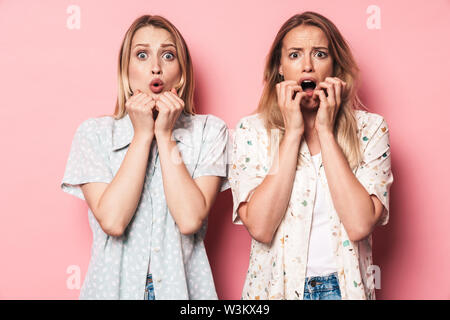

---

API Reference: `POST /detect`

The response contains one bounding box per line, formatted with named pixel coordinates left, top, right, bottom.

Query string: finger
left=277, top=82, right=286, bottom=109
left=127, top=89, right=143, bottom=102
left=171, top=87, right=178, bottom=95
left=325, top=80, right=337, bottom=108
left=143, top=99, right=156, bottom=112
left=130, top=89, right=141, bottom=97
left=148, top=100, right=158, bottom=119
left=335, top=84, right=342, bottom=108
left=155, top=99, right=170, bottom=113
left=158, top=94, right=177, bottom=111
left=276, top=83, right=283, bottom=108
left=126, top=92, right=145, bottom=109
left=296, top=91, right=309, bottom=105
left=134, top=92, right=150, bottom=106
left=285, top=85, right=294, bottom=106
left=318, top=82, right=335, bottom=107
left=335, top=77, right=347, bottom=100
left=170, top=91, right=185, bottom=107
left=327, top=78, right=341, bottom=107
left=314, top=89, right=328, bottom=106
left=163, top=91, right=183, bottom=110
left=332, top=77, right=346, bottom=86
left=138, top=96, right=153, bottom=112
left=294, top=90, right=307, bottom=106
left=287, top=85, right=302, bottom=102
left=279, top=81, right=297, bottom=105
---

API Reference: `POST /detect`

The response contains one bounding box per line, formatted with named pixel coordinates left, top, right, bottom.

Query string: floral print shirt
left=61, top=112, right=229, bottom=299
left=229, top=110, right=393, bottom=300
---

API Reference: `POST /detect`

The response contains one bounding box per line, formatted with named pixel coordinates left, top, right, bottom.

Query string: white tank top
left=306, top=152, right=338, bottom=277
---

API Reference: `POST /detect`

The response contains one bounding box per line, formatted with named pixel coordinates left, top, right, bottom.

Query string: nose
left=151, top=58, right=162, bottom=75
left=302, top=54, right=313, bottom=72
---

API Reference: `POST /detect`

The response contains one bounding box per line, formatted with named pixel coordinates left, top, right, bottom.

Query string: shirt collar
left=299, top=139, right=312, bottom=158
left=111, top=112, right=189, bottom=151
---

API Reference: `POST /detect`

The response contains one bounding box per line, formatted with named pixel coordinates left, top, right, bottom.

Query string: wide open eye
left=137, top=51, right=148, bottom=59
left=162, top=52, right=175, bottom=60
left=315, top=51, right=328, bottom=58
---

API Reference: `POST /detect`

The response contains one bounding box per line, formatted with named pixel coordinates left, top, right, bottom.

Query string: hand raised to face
left=126, top=89, right=157, bottom=139
left=276, top=80, right=314, bottom=135
left=153, top=88, right=185, bottom=140
left=313, top=77, right=347, bottom=134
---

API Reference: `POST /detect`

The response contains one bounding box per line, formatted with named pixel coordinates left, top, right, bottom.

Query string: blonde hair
left=113, top=15, right=195, bottom=119
left=257, top=11, right=365, bottom=169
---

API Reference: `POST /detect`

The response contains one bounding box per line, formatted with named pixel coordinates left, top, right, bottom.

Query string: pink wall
left=0, top=0, right=449, bottom=299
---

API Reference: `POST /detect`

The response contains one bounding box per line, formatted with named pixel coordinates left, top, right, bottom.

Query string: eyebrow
left=133, top=43, right=176, bottom=49
left=288, top=46, right=329, bottom=51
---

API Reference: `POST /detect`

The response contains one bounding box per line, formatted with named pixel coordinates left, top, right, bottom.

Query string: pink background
left=0, top=0, right=449, bottom=299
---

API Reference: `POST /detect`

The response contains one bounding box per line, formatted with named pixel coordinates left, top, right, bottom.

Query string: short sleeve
left=192, top=115, right=229, bottom=192
left=61, top=118, right=113, bottom=201
left=356, top=116, right=393, bottom=226
left=228, top=117, right=269, bottom=225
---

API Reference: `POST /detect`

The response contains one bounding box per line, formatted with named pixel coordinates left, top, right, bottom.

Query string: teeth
left=301, top=80, right=316, bottom=90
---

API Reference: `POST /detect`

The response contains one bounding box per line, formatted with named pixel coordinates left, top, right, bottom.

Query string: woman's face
left=278, top=25, right=333, bottom=109
left=128, top=26, right=181, bottom=97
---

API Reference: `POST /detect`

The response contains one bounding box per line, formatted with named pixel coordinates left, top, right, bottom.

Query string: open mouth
left=300, top=80, right=316, bottom=91
left=150, top=79, right=164, bottom=94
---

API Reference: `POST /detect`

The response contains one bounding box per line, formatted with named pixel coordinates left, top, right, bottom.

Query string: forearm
left=245, top=131, right=303, bottom=243
left=156, top=135, right=208, bottom=234
left=98, top=133, right=153, bottom=233
left=318, top=130, right=375, bottom=241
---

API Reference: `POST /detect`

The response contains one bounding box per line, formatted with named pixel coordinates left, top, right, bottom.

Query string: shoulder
left=185, top=113, right=228, bottom=134
left=235, top=113, right=265, bottom=132
left=232, top=113, right=270, bottom=150
left=76, top=116, right=114, bottom=135
left=355, top=109, right=389, bottom=139
left=73, top=116, right=115, bottom=150
left=174, top=113, right=228, bottom=145
left=203, top=114, right=228, bottom=131
left=188, top=113, right=227, bottom=128
left=355, top=109, right=388, bottom=129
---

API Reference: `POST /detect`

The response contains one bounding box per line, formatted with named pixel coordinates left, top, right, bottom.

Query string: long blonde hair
left=258, top=11, right=365, bottom=169
left=113, top=15, right=195, bottom=119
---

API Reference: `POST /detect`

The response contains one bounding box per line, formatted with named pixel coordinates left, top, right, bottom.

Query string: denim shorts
left=303, top=272, right=342, bottom=300
left=144, top=274, right=155, bottom=300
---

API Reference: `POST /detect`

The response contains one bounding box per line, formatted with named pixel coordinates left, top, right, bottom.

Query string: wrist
left=317, top=127, right=334, bottom=140
left=155, top=130, right=172, bottom=143
left=133, top=132, right=154, bottom=144
left=284, top=129, right=304, bottom=142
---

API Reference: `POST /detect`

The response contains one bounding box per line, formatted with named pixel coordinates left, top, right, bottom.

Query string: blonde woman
left=229, top=12, right=393, bottom=300
left=61, top=15, right=228, bottom=300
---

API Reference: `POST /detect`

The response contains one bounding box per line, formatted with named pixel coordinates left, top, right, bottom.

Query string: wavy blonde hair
left=258, top=11, right=365, bottom=169
left=113, top=15, right=195, bottom=119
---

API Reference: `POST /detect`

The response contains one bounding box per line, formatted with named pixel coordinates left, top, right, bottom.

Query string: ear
left=278, top=65, right=283, bottom=76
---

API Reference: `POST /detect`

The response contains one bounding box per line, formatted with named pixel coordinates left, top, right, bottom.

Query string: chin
left=301, top=99, right=319, bottom=111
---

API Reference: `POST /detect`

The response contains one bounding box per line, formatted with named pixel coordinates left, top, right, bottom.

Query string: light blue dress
left=61, top=111, right=229, bottom=299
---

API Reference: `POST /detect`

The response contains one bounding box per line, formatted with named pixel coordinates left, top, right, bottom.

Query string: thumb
left=171, top=87, right=178, bottom=95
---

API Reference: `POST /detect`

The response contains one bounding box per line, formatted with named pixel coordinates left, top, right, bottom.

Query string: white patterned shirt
left=229, top=109, right=393, bottom=300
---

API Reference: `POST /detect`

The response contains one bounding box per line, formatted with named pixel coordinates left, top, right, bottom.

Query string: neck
left=302, top=108, right=317, bottom=136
